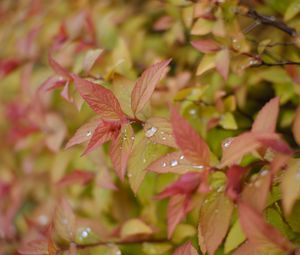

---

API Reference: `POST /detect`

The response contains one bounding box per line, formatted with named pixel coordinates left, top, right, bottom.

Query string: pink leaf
left=173, top=241, right=198, bottom=255
left=56, top=170, right=95, bottom=187
left=131, top=59, right=171, bottom=114
left=171, top=107, right=210, bottom=166
left=65, top=118, right=101, bottom=149
left=251, top=97, right=280, bottom=133
left=191, top=39, right=220, bottom=53
left=18, top=240, right=49, bottom=255
left=167, top=195, right=193, bottom=238
left=238, top=202, right=294, bottom=254
left=48, top=53, right=71, bottom=80
left=292, top=105, right=300, bottom=146
left=72, top=75, right=125, bottom=121
left=232, top=241, right=260, bottom=255
left=226, top=165, right=245, bottom=201
left=109, top=123, right=134, bottom=180
left=215, top=48, right=230, bottom=80
left=156, top=172, right=202, bottom=199
left=82, top=121, right=120, bottom=156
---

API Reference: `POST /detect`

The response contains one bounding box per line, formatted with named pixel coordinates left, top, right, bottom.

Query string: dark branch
left=245, top=9, right=298, bottom=37
left=251, top=60, right=300, bottom=67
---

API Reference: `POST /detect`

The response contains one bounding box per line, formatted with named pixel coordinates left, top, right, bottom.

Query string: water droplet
left=162, top=137, right=166, bottom=140
left=260, top=170, right=269, bottom=176
left=170, top=160, right=178, bottom=167
left=128, top=173, right=132, bottom=178
left=162, top=162, right=167, bottom=167
left=249, top=59, right=260, bottom=66
left=81, top=230, right=89, bottom=238
left=179, top=155, right=184, bottom=160
left=145, top=127, right=157, bottom=138
left=86, top=130, right=92, bottom=137
left=131, top=136, right=135, bottom=140
left=189, top=109, right=197, bottom=115
left=222, top=138, right=232, bottom=148
left=193, top=165, right=204, bottom=170
left=38, top=215, right=48, bottom=225
left=160, top=131, right=165, bottom=135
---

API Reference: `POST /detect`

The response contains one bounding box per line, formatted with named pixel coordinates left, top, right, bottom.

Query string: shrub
left=1, top=0, right=300, bottom=254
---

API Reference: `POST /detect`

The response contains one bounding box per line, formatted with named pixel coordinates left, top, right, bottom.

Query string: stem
left=245, top=9, right=298, bottom=37
left=75, top=238, right=169, bottom=250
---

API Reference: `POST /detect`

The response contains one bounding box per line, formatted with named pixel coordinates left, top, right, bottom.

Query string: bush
left=1, top=0, right=300, bottom=254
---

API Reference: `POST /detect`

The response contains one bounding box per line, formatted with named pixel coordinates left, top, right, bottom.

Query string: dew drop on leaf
left=162, top=162, right=167, bottom=167
left=179, top=155, right=184, bottom=160
left=145, top=127, right=158, bottom=138
left=170, top=160, right=178, bottom=167
left=86, top=130, right=92, bottom=137
left=222, top=138, right=233, bottom=148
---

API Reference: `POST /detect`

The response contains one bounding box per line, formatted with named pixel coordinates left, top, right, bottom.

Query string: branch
left=244, top=9, right=298, bottom=37
left=75, top=238, right=169, bottom=250
left=251, top=59, right=300, bottom=67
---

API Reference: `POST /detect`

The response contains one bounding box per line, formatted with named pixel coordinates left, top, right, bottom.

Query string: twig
left=76, top=238, right=169, bottom=250
left=251, top=60, right=300, bottom=67
left=245, top=9, right=298, bottom=37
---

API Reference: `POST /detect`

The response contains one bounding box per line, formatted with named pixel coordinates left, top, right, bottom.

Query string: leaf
left=56, top=170, right=95, bottom=187
left=224, top=220, right=245, bottom=254
left=18, top=240, right=49, bottom=255
left=281, top=159, right=300, bottom=214
left=191, top=18, right=213, bottom=35
left=156, top=172, right=202, bottom=199
left=147, top=151, right=197, bottom=174
left=284, top=1, right=300, bottom=21
left=65, top=118, right=101, bottom=149
left=144, top=117, right=177, bottom=148
left=127, top=138, right=168, bottom=193
left=198, top=192, right=233, bottom=255
left=196, top=54, right=216, bottom=76
left=109, top=123, right=134, bottom=180
left=120, top=218, right=152, bottom=240
left=53, top=198, right=76, bottom=242
left=241, top=170, right=272, bottom=212
left=167, top=195, right=193, bottom=239
left=48, top=53, right=71, bottom=79
left=292, top=105, right=300, bottom=146
left=215, top=48, right=230, bottom=80
left=44, top=113, right=67, bottom=152
left=82, top=121, right=119, bottom=156
left=131, top=59, right=171, bottom=114
left=232, top=241, right=259, bottom=255
left=172, top=241, right=198, bottom=255
left=238, top=202, right=294, bottom=254
left=225, top=165, right=245, bottom=201
left=83, top=48, right=103, bottom=73
left=171, top=107, right=210, bottom=166
left=251, top=97, right=280, bottom=133
left=72, top=75, right=125, bottom=121
left=191, top=39, right=220, bottom=53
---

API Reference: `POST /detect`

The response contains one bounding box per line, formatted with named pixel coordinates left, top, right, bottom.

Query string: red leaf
left=257, top=135, right=292, bottom=154
left=171, top=107, right=210, bottom=166
left=56, top=170, right=95, bottom=187
left=65, top=118, right=101, bottom=149
left=109, top=123, right=134, bottom=180
left=82, top=121, right=120, bottom=155
left=72, top=75, right=125, bottom=121
left=191, top=39, right=220, bottom=53
left=226, top=165, right=245, bottom=201
left=251, top=97, right=280, bottom=133
left=131, top=59, right=171, bottom=114
left=292, top=105, right=300, bottom=146
left=173, top=241, right=198, bottom=255
left=48, top=53, right=71, bottom=80
left=238, top=202, right=294, bottom=254
left=232, top=241, right=259, bottom=255
left=198, top=193, right=233, bottom=255
left=0, top=58, right=22, bottom=78
left=156, top=172, right=202, bottom=199
left=215, top=48, right=230, bottom=80
left=167, top=195, right=193, bottom=238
